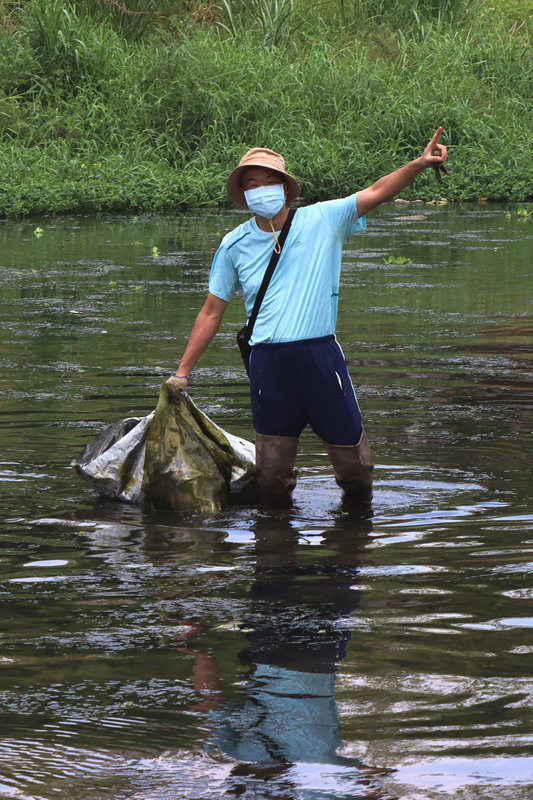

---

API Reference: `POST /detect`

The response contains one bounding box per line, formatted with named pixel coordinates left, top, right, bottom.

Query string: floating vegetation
left=383, top=255, right=412, bottom=265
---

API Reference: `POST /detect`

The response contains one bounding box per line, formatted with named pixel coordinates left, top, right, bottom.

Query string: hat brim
left=226, top=164, right=301, bottom=209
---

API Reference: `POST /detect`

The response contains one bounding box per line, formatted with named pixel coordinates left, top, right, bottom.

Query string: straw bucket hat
left=226, top=147, right=301, bottom=209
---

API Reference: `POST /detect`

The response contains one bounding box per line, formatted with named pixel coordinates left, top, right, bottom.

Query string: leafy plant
left=0, top=0, right=531, bottom=216
left=216, top=0, right=297, bottom=46
left=383, top=255, right=412, bottom=265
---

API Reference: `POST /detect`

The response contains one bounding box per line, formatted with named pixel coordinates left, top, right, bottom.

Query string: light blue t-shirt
left=208, top=193, right=366, bottom=345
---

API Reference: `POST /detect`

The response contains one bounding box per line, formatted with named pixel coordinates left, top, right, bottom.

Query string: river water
left=0, top=203, right=532, bottom=799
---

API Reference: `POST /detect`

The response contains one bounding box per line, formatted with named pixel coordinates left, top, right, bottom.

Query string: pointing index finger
left=429, top=126, right=444, bottom=148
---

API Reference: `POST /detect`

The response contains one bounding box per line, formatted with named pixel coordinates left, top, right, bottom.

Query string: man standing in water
left=167, top=129, right=448, bottom=507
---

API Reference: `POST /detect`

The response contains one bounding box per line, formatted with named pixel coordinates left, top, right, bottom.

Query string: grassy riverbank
left=0, top=0, right=531, bottom=216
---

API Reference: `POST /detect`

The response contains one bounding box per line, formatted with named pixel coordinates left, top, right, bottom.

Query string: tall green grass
left=0, top=0, right=530, bottom=215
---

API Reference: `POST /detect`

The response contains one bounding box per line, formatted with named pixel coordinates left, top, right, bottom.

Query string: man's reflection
left=201, top=511, right=389, bottom=798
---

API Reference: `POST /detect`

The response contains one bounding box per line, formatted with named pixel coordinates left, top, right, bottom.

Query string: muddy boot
left=255, top=433, right=298, bottom=507
left=323, top=428, right=373, bottom=507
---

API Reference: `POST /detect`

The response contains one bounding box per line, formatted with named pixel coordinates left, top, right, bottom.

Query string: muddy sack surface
left=72, top=384, right=256, bottom=512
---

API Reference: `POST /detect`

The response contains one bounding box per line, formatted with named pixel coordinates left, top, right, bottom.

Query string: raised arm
left=166, top=292, right=229, bottom=397
left=356, top=127, right=448, bottom=217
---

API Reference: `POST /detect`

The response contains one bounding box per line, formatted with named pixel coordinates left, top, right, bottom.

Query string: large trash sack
left=72, top=384, right=257, bottom=512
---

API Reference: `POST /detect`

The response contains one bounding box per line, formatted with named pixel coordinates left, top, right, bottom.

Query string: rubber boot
left=254, top=433, right=298, bottom=507
left=323, top=428, right=373, bottom=507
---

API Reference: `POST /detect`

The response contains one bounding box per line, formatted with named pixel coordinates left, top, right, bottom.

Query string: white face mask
left=244, top=183, right=286, bottom=219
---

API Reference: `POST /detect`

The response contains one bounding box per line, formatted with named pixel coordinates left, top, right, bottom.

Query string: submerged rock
left=72, top=384, right=256, bottom=512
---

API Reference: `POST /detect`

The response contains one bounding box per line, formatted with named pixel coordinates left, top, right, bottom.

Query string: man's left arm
left=356, top=127, right=448, bottom=218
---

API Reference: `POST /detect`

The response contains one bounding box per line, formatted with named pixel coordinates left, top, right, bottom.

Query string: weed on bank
left=0, top=0, right=531, bottom=216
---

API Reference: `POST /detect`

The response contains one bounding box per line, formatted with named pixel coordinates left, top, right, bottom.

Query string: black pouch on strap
left=236, top=324, right=252, bottom=375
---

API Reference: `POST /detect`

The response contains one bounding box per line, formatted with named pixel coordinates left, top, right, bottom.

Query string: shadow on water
left=0, top=205, right=532, bottom=798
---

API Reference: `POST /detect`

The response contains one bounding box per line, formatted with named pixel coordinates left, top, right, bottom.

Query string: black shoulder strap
left=247, top=207, right=297, bottom=336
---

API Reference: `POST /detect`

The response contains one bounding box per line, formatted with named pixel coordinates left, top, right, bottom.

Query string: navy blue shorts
left=249, top=335, right=363, bottom=446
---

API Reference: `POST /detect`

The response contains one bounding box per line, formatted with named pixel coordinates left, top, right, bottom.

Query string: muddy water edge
left=0, top=203, right=532, bottom=799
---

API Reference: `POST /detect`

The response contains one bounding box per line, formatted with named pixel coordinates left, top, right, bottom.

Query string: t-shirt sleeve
left=316, top=192, right=366, bottom=240
left=208, top=243, right=239, bottom=302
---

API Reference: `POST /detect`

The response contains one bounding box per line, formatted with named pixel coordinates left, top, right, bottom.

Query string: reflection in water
left=181, top=512, right=391, bottom=799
